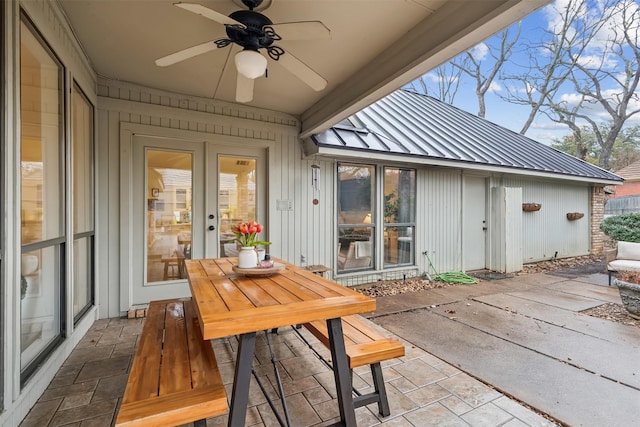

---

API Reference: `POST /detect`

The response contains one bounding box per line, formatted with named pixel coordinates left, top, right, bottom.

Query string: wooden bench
left=115, top=298, right=227, bottom=427
left=303, top=315, right=405, bottom=416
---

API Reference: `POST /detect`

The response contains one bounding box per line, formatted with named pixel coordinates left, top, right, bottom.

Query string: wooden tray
left=232, top=262, right=285, bottom=276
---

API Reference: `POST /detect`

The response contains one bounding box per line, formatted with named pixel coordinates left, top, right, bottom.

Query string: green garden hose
left=424, top=252, right=477, bottom=285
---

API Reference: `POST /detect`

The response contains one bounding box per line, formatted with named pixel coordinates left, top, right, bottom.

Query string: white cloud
left=424, top=72, right=459, bottom=85
left=469, top=43, right=489, bottom=61
left=531, top=121, right=569, bottom=130
left=558, top=88, right=640, bottom=122
left=576, top=54, right=618, bottom=69
left=488, top=81, right=502, bottom=93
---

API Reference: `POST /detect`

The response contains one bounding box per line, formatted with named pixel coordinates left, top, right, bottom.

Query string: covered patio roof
left=58, top=0, right=549, bottom=136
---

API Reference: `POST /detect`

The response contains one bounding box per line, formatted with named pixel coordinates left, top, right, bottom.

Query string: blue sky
left=407, top=0, right=640, bottom=146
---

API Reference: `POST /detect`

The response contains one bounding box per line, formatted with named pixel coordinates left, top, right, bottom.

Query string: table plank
left=184, top=260, right=209, bottom=280
left=264, top=274, right=326, bottom=301
left=234, top=277, right=280, bottom=307
left=198, top=296, right=375, bottom=339
left=212, top=278, right=255, bottom=311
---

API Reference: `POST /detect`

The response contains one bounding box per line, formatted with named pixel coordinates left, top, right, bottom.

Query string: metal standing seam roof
left=311, top=89, right=622, bottom=183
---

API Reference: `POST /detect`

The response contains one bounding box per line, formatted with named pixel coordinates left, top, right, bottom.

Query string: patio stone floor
left=19, top=314, right=555, bottom=426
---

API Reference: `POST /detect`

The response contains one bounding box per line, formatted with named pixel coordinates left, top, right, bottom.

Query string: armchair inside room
left=338, top=241, right=372, bottom=271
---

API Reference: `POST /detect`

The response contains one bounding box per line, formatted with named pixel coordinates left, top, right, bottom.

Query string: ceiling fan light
left=235, top=50, right=267, bottom=79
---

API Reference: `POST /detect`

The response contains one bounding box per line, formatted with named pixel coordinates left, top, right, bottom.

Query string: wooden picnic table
left=185, top=257, right=376, bottom=427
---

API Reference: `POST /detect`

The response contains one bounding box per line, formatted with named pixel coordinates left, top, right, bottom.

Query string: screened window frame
left=71, top=81, right=95, bottom=325
left=336, top=163, right=418, bottom=274
left=336, top=162, right=376, bottom=274
left=19, top=11, right=68, bottom=387
left=382, top=166, right=417, bottom=268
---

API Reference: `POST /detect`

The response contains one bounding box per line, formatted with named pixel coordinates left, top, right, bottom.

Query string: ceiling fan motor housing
left=241, top=0, right=265, bottom=10
left=227, top=10, right=275, bottom=51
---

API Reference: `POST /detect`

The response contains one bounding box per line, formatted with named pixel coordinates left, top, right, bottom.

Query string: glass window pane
left=338, top=164, right=374, bottom=225
left=337, top=163, right=375, bottom=272
left=21, top=22, right=64, bottom=244
left=146, top=150, right=192, bottom=283
left=20, top=17, right=65, bottom=382
left=21, top=246, right=62, bottom=370
left=73, top=237, right=92, bottom=319
left=219, top=157, right=257, bottom=258
left=384, top=168, right=416, bottom=224
left=72, top=85, right=94, bottom=234
left=384, top=226, right=414, bottom=266
left=384, top=168, right=416, bottom=267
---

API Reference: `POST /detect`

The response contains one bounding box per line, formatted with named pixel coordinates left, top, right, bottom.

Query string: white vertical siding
left=489, top=186, right=523, bottom=273
left=297, top=157, right=335, bottom=271
left=501, top=177, right=591, bottom=262
left=97, top=79, right=302, bottom=316
left=419, top=168, right=463, bottom=275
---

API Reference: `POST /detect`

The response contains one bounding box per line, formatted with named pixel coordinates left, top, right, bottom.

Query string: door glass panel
left=218, top=156, right=257, bottom=258
left=146, top=150, right=192, bottom=283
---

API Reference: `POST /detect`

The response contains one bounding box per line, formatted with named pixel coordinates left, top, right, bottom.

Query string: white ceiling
left=58, top=0, right=549, bottom=135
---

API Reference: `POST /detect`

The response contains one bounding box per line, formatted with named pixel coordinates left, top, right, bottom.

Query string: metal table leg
left=228, top=332, right=257, bottom=427
left=327, top=317, right=357, bottom=427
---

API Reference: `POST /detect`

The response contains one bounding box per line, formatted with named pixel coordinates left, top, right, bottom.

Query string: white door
left=130, top=136, right=267, bottom=305
left=462, top=176, right=487, bottom=271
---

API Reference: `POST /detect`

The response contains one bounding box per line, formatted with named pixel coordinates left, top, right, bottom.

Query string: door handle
left=208, top=225, right=215, bottom=231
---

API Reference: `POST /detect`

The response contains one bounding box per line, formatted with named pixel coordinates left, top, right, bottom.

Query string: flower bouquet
left=231, top=221, right=271, bottom=268
left=231, top=221, right=271, bottom=247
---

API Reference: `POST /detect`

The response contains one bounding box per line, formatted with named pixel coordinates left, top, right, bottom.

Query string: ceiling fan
left=156, top=0, right=330, bottom=102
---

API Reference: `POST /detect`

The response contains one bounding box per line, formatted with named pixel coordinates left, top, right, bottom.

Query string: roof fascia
left=299, top=0, right=550, bottom=138
left=309, top=146, right=623, bottom=186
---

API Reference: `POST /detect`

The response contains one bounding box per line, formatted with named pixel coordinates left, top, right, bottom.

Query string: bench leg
left=370, top=362, right=390, bottom=417
left=609, top=271, right=612, bottom=286
left=193, top=420, right=206, bottom=427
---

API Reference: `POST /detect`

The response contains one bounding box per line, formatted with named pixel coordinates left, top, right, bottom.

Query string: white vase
left=238, top=246, right=258, bottom=268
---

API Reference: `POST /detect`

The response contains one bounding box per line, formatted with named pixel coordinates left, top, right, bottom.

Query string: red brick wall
left=612, top=182, right=640, bottom=198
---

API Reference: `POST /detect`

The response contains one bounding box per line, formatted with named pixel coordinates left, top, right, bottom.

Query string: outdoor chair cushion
left=616, top=241, right=640, bottom=261
left=608, top=259, right=640, bottom=273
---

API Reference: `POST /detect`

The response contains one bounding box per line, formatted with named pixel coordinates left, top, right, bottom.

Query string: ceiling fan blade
left=155, top=40, right=218, bottom=67
left=270, top=21, right=331, bottom=40
left=174, top=2, right=245, bottom=27
left=236, top=73, right=255, bottom=103
left=277, top=51, right=327, bottom=91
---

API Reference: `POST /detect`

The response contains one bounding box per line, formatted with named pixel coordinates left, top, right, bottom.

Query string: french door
left=131, top=135, right=266, bottom=305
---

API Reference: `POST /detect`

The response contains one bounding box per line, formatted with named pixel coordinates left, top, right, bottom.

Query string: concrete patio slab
left=373, top=307, right=640, bottom=427
left=371, top=272, right=640, bottom=427
left=475, top=292, right=640, bottom=345
left=541, top=279, right=621, bottom=304
left=505, top=287, right=607, bottom=311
